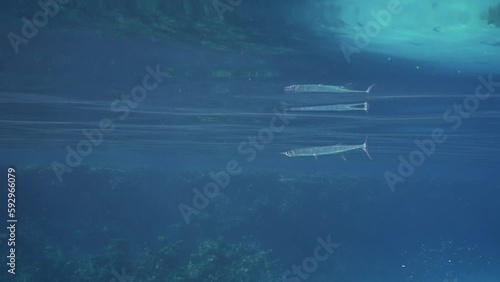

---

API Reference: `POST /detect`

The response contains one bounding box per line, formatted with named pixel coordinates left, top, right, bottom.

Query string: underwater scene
left=1, top=0, right=500, bottom=281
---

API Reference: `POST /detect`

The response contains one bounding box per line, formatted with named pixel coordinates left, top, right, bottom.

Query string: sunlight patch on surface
left=320, top=0, right=500, bottom=72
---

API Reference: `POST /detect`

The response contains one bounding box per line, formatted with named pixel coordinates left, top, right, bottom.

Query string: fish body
left=288, top=102, right=368, bottom=113
left=284, top=84, right=375, bottom=93
left=281, top=136, right=372, bottom=159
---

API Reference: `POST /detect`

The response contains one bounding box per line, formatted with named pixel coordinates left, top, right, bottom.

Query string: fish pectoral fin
left=341, top=154, right=347, bottom=161
left=313, top=154, right=318, bottom=160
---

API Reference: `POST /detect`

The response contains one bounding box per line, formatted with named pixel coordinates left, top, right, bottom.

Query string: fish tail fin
left=366, top=83, right=376, bottom=94
left=364, top=102, right=369, bottom=113
left=363, top=136, right=372, bottom=160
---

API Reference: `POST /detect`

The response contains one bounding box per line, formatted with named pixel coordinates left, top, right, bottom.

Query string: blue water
left=1, top=1, right=500, bottom=281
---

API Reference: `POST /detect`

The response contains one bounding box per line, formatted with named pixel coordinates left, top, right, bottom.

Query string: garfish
left=284, top=83, right=376, bottom=94
left=280, top=136, right=372, bottom=160
left=288, top=102, right=368, bottom=113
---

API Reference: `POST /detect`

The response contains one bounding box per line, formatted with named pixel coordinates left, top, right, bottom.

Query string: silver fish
left=284, top=83, right=375, bottom=94
left=288, top=102, right=368, bottom=113
left=281, top=136, right=372, bottom=160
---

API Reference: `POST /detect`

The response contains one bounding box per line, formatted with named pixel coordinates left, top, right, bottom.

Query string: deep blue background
left=1, top=1, right=500, bottom=281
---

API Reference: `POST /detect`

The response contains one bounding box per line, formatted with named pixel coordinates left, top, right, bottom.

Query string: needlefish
left=281, top=136, right=372, bottom=160
left=284, top=83, right=375, bottom=94
left=288, top=102, right=368, bottom=113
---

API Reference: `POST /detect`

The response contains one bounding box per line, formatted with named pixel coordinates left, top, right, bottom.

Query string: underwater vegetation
left=2, top=0, right=302, bottom=53
left=0, top=166, right=289, bottom=282
left=5, top=235, right=276, bottom=282
left=1, top=165, right=499, bottom=281
left=0, top=165, right=363, bottom=281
